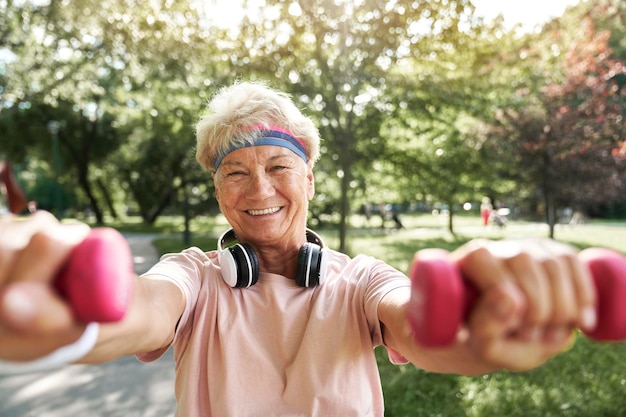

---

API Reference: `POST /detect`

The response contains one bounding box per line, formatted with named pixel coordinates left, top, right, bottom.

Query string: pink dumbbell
left=54, top=228, right=134, bottom=323
left=407, top=247, right=626, bottom=347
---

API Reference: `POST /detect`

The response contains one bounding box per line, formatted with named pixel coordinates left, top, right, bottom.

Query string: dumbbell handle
left=53, top=228, right=134, bottom=323
left=407, top=247, right=626, bottom=347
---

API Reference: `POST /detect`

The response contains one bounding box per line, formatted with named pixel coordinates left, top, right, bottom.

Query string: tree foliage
left=215, top=0, right=503, bottom=242
left=482, top=7, right=626, bottom=237
left=1, top=0, right=625, bottom=239
left=0, top=0, right=225, bottom=223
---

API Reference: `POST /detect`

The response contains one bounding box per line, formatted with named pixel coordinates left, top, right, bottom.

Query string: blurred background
left=1, top=1, right=626, bottom=415
left=1, top=0, right=625, bottom=252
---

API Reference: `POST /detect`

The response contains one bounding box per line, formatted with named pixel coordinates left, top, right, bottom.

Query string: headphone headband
left=217, top=228, right=326, bottom=251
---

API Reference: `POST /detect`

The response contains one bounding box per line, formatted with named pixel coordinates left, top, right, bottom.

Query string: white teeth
left=247, top=207, right=281, bottom=216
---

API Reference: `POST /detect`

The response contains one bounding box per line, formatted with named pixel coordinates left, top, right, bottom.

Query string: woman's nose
left=246, top=172, right=274, bottom=198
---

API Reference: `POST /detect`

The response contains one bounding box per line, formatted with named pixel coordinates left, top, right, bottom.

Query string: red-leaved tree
left=491, top=19, right=626, bottom=237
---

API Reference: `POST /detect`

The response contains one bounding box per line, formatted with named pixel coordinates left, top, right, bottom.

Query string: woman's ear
left=306, top=166, right=315, bottom=201
left=212, top=171, right=220, bottom=201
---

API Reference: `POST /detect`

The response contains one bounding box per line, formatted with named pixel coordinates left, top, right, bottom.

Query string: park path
left=0, top=234, right=178, bottom=417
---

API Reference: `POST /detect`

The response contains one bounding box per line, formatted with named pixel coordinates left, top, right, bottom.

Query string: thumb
left=467, top=282, right=527, bottom=362
left=0, top=281, right=76, bottom=333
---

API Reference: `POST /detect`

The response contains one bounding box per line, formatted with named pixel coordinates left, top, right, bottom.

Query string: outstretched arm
left=0, top=211, right=184, bottom=367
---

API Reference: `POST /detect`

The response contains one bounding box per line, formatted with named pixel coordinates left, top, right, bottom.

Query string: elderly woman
left=0, top=81, right=596, bottom=416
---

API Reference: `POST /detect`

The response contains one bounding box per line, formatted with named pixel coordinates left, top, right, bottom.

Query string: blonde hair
left=195, top=81, right=321, bottom=172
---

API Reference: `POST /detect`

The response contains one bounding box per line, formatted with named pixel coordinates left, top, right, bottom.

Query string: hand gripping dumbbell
left=0, top=228, right=133, bottom=374
left=54, top=228, right=134, bottom=323
left=3, top=162, right=132, bottom=322
left=407, top=247, right=626, bottom=347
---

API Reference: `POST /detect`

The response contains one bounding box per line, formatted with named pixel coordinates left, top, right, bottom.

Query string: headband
left=214, top=126, right=308, bottom=171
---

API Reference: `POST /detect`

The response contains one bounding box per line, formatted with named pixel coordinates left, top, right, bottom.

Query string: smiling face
left=213, top=145, right=315, bottom=249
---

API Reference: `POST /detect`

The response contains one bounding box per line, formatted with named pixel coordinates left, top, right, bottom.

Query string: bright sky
left=473, top=0, right=583, bottom=31
left=209, top=0, right=584, bottom=32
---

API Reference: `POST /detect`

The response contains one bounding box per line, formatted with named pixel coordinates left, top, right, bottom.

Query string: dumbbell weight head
left=406, top=249, right=472, bottom=347
left=54, top=228, right=134, bottom=323
left=579, top=247, right=626, bottom=341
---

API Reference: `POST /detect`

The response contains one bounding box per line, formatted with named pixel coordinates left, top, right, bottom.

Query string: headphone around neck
left=217, top=228, right=328, bottom=288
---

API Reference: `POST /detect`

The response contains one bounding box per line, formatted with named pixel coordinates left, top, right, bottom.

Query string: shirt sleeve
left=136, top=247, right=209, bottom=362
left=358, top=255, right=412, bottom=364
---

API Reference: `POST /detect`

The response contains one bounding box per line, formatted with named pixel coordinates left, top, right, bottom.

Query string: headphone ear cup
left=296, top=243, right=326, bottom=287
left=219, top=243, right=259, bottom=288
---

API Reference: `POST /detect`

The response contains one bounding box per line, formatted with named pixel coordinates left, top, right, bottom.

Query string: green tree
left=1, top=0, right=226, bottom=224
left=218, top=0, right=501, bottom=249
left=0, top=99, right=121, bottom=219
left=375, top=10, right=525, bottom=234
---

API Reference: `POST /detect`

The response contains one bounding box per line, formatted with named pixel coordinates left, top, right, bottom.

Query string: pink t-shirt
left=138, top=247, right=411, bottom=417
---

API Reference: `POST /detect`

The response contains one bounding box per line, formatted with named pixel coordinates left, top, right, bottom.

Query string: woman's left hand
left=454, top=238, right=597, bottom=371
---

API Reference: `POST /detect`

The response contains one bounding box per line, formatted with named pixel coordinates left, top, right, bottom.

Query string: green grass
left=378, top=337, right=626, bottom=417
left=124, top=213, right=626, bottom=417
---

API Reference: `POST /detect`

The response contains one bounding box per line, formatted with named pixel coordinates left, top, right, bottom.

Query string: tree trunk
left=96, top=178, right=119, bottom=220
left=336, top=127, right=355, bottom=254
left=447, top=204, right=455, bottom=235
left=78, top=170, right=104, bottom=224
left=544, top=189, right=556, bottom=239
left=338, top=176, right=348, bottom=253
left=144, top=187, right=177, bottom=225
left=182, top=182, right=191, bottom=246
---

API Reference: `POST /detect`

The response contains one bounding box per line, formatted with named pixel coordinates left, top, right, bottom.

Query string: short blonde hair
left=195, top=81, right=321, bottom=172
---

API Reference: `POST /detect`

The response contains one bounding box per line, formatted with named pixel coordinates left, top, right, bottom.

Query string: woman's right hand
left=0, top=211, right=91, bottom=361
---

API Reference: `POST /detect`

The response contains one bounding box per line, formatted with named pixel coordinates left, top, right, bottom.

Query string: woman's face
left=213, top=145, right=314, bottom=247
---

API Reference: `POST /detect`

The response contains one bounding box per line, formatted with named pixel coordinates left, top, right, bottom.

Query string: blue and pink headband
left=214, top=126, right=308, bottom=171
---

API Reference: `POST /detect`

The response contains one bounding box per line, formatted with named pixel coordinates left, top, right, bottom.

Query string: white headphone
left=217, top=228, right=328, bottom=288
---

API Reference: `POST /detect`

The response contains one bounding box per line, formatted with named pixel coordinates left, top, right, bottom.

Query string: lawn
left=124, top=213, right=626, bottom=417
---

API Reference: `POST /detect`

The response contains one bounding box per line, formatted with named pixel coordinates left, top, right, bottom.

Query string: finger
left=8, top=223, right=90, bottom=284
left=0, top=211, right=60, bottom=250
left=470, top=280, right=526, bottom=330
left=541, top=324, right=577, bottom=346
left=522, top=240, right=596, bottom=330
left=0, top=211, right=60, bottom=285
left=504, top=252, right=551, bottom=325
left=453, top=241, right=530, bottom=327
left=461, top=239, right=591, bottom=329
left=0, top=282, right=86, bottom=361
left=541, top=256, right=578, bottom=326
left=469, top=285, right=576, bottom=370
left=570, top=254, right=597, bottom=331
left=453, top=241, right=512, bottom=291
left=473, top=328, right=576, bottom=372
left=467, top=283, right=529, bottom=367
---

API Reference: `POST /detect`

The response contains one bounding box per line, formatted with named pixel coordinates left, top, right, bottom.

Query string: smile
left=247, top=207, right=281, bottom=216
